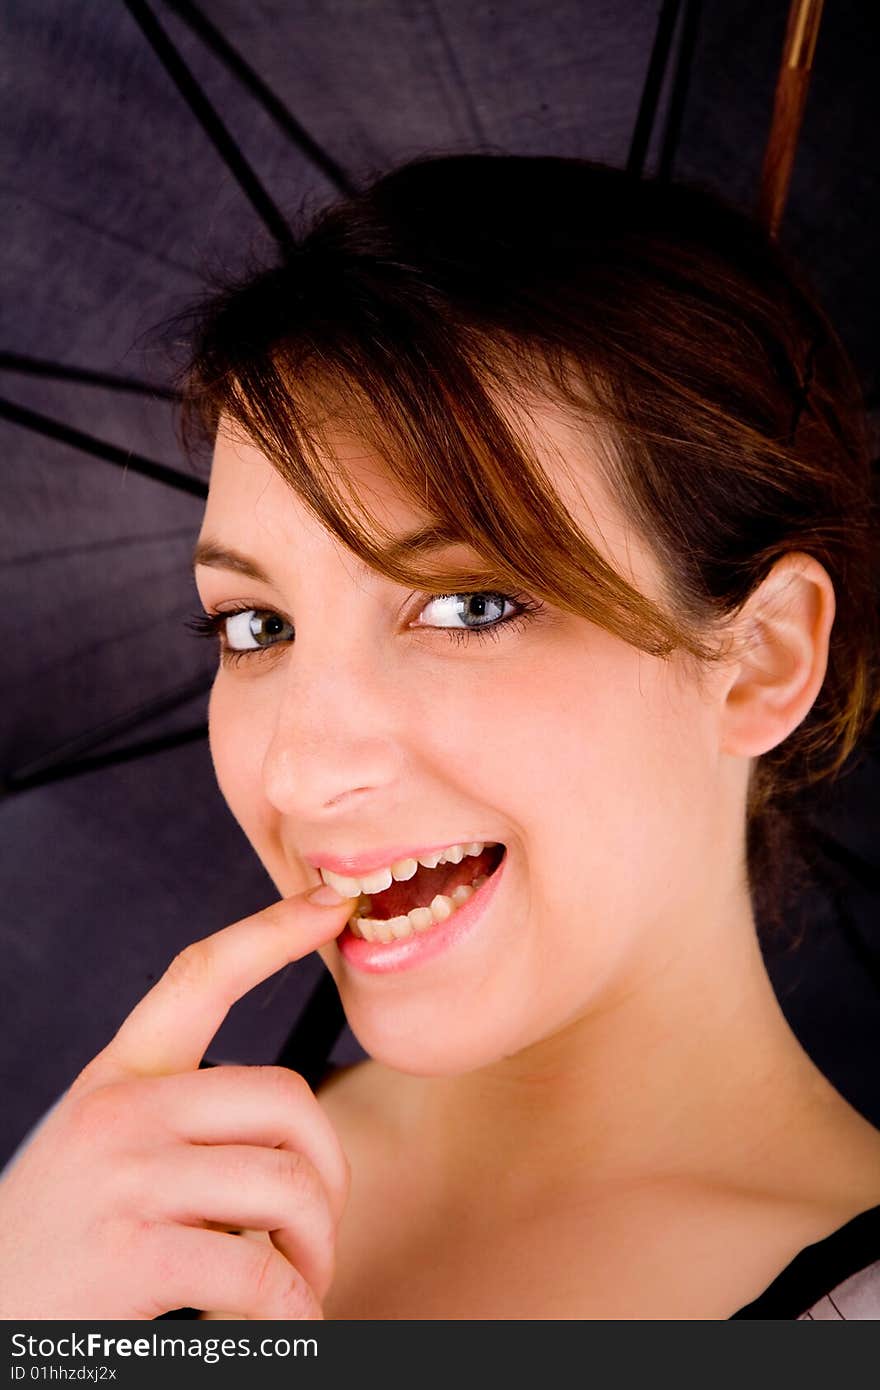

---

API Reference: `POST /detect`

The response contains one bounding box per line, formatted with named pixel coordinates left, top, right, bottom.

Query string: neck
left=412, top=881, right=864, bottom=1216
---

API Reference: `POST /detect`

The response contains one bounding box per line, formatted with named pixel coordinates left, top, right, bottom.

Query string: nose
left=260, top=630, right=405, bottom=819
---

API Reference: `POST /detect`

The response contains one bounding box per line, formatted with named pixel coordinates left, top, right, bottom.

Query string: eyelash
left=186, top=590, right=547, bottom=669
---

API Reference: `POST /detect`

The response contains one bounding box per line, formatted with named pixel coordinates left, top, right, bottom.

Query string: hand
left=0, top=885, right=356, bottom=1319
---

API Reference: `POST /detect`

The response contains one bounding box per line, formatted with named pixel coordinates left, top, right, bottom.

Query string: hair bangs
left=183, top=290, right=697, bottom=661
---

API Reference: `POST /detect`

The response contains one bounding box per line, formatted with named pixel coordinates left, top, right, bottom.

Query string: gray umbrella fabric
left=2, top=0, right=879, bottom=1170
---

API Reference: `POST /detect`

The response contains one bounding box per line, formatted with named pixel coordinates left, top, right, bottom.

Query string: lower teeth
left=348, top=873, right=489, bottom=943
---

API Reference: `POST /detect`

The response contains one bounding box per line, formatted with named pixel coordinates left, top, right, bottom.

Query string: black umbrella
left=3, top=0, right=879, bottom=1173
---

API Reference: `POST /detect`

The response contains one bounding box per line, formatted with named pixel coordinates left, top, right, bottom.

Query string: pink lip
left=304, top=839, right=499, bottom=876
left=335, top=847, right=508, bottom=974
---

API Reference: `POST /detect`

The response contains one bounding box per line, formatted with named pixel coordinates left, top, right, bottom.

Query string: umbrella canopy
left=2, top=0, right=879, bottom=1169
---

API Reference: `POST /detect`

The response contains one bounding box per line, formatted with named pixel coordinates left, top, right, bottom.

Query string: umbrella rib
left=0, top=397, right=207, bottom=499
left=163, top=0, right=357, bottom=198
left=422, top=0, right=486, bottom=147
left=121, top=0, right=295, bottom=255
left=0, top=178, right=200, bottom=276
left=0, top=527, right=197, bottom=571
left=23, top=598, right=210, bottom=683
left=627, top=0, right=682, bottom=178
left=758, top=0, right=827, bottom=238
left=0, top=353, right=181, bottom=402
left=656, top=0, right=704, bottom=183
left=4, top=724, right=209, bottom=796
left=5, top=671, right=215, bottom=789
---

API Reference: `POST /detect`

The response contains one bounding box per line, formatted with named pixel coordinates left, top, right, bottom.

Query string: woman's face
left=194, top=408, right=740, bottom=1076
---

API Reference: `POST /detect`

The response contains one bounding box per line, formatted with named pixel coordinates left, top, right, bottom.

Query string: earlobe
left=719, top=553, right=836, bottom=760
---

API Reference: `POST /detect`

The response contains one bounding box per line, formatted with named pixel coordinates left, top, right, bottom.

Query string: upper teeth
left=318, top=841, right=494, bottom=899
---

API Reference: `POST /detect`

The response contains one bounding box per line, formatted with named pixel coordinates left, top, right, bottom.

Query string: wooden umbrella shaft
left=758, top=0, right=826, bottom=239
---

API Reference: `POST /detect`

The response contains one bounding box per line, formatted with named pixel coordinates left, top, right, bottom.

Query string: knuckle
left=282, top=1282, right=321, bottom=1319
left=217, top=1146, right=256, bottom=1188
left=65, top=1082, right=127, bottom=1146
left=136, top=1221, right=184, bottom=1293
left=105, top=1150, right=152, bottom=1208
left=253, top=1067, right=350, bottom=1213
left=88, top=1216, right=169, bottom=1320
left=96, top=1212, right=157, bottom=1265
left=274, top=1262, right=319, bottom=1319
left=68, top=1053, right=119, bottom=1103
left=256, top=1065, right=312, bottom=1103
left=162, top=940, right=214, bottom=996
left=249, top=1245, right=282, bottom=1305
left=66, top=1064, right=95, bottom=1100
left=131, top=1214, right=163, bottom=1249
left=272, top=1146, right=319, bottom=1199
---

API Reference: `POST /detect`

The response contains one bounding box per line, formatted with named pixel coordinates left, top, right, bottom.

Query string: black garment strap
left=729, top=1202, right=880, bottom=1319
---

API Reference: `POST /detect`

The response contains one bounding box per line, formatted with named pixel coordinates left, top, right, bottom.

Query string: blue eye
left=185, top=607, right=294, bottom=668
left=411, top=592, right=535, bottom=644
left=186, top=590, right=546, bottom=667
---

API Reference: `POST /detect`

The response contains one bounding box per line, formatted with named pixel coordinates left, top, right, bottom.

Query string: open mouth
left=347, top=842, right=506, bottom=943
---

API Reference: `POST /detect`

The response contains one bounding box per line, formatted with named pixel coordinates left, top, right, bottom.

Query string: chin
left=317, top=964, right=529, bottom=1077
left=351, top=1030, right=514, bottom=1079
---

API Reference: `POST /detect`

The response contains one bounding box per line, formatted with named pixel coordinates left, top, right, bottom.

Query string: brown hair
left=173, top=152, right=880, bottom=945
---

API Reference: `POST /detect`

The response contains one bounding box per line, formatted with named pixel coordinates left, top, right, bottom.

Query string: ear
left=719, top=553, right=836, bottom=759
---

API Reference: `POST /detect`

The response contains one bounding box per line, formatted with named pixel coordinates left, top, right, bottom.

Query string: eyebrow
left=192, top=540, right=272, bottom=583
left=192, top=524, right=468, bottom=579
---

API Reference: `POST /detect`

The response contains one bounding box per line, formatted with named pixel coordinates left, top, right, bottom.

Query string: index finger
left=72, top=886, right=355, bottom=1092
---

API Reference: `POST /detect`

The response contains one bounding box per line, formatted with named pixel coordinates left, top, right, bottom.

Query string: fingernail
left=306, top=882, right=351, bottom=906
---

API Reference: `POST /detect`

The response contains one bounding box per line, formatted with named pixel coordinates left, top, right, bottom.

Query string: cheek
left=207, top=674, right=276, bottom=844
left=499, top=642, right=719, bottom=914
